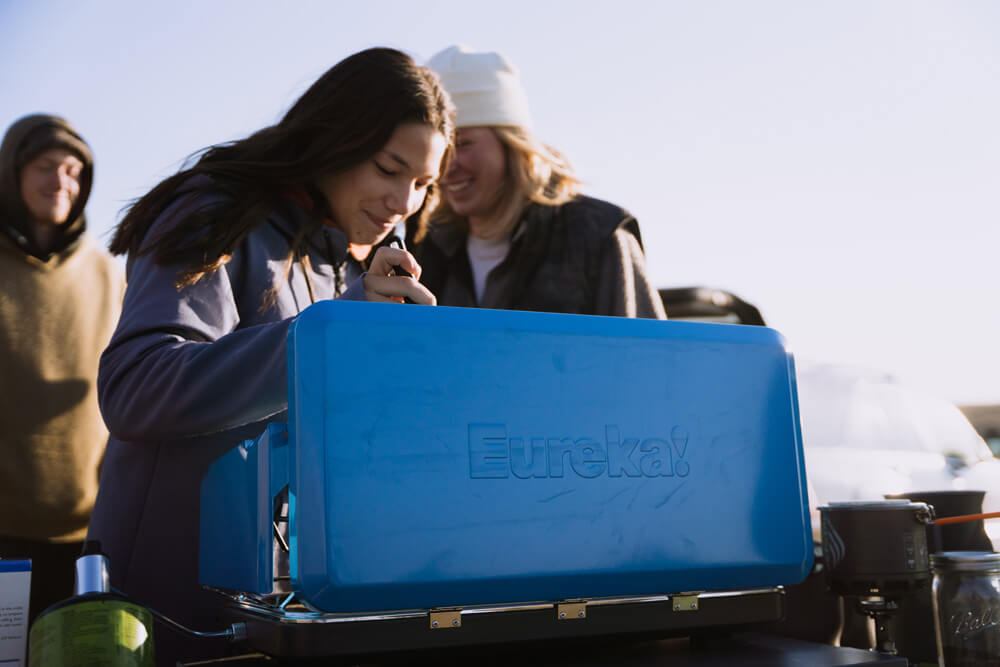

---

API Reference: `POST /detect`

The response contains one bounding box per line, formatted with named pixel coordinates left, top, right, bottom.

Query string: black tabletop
left=182, top=632, right=909, bottom=667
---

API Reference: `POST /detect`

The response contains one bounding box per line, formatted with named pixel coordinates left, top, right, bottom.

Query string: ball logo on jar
left=951, top=607, right=1000, bottom=641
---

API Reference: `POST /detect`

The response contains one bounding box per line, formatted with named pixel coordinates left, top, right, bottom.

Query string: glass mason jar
left=931, top=551, right=1000, bottom=667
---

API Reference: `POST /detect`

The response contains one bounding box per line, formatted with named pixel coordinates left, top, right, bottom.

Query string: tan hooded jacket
left=0, top=114, right=125, bottom=542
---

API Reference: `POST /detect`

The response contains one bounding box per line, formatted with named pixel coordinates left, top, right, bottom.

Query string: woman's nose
left=386, top=183, right=423, bottom=216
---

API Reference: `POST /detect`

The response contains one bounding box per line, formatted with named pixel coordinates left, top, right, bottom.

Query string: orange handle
left=934, top=511, right=1000, bottom=526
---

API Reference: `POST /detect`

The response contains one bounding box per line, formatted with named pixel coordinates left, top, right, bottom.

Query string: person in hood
left=87, top=47, right=450, bottom=664
left=410, top=45, right=666, bottom=319
left=0, top=114, right=125, bottom=624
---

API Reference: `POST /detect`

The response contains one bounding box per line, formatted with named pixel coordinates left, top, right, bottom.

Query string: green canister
left=27, top=542, right=154, bottom=666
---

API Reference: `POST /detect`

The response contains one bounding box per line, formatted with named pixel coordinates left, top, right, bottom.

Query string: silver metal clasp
left=916, top=504, right=936, bottom=525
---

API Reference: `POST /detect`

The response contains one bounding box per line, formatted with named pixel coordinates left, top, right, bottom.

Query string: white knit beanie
left=427, top=45, right=532, bottom=129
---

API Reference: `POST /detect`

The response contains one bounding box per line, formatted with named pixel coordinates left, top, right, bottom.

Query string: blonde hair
left=422, top=125, right=581, bottom=241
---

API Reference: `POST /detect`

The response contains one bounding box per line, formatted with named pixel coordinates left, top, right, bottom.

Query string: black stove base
left=217, top=588, right=787, bottom=661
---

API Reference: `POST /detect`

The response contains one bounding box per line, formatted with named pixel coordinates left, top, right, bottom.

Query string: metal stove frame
left=209, top=586, right=786, bottom=660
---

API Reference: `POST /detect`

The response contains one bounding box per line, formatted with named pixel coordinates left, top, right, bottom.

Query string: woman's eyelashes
left=376, top=160, right=434, bottom=191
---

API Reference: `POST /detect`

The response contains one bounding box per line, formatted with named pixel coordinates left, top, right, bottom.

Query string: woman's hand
left=363, top=246, right=437, bottom=305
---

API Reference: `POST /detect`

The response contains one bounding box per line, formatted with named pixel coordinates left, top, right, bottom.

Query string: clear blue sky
left=2, top=0, right=997, bottom=405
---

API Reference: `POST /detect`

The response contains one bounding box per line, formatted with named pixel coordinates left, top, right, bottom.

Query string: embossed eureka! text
left=468, top=424, right=691, bottom=480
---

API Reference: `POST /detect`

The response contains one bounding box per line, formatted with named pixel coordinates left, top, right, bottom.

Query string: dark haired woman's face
left=317, top=122, right=447, bottom=247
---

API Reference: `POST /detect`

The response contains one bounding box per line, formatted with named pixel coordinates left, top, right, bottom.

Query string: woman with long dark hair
left=87, top=47, right=453, bottom=663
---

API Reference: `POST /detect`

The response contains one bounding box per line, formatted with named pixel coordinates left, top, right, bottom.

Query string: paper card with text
left=0, top=559, right=31, bottom=667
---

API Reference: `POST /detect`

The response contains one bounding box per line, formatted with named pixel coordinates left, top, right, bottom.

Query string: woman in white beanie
left=411, top=45, right=665, bottom=318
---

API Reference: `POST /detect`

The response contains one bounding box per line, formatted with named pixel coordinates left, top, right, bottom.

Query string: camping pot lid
left=931, top=551, right=1000, bottom=573
left=888, top=489, right=986, bottom=499
left=821, top=499, right=932, bottom=514
left=819, top=498, right=934, bottom=523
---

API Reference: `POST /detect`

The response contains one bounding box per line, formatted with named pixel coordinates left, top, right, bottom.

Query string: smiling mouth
left=445, top=180, right=472, bottom=193
left=365, top=211, right=394, bottom=227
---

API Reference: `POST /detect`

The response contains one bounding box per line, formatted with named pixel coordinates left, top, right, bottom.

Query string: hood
left=0, top=114, right=94, bottom=260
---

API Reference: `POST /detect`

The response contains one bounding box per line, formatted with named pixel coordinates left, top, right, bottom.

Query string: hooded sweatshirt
left=0, top=114, right=125, bottom=542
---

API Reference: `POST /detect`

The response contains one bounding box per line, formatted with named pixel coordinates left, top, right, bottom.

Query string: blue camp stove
left=198, top=301, right=813, bottom=659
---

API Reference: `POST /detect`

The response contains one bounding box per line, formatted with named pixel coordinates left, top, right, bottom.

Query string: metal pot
left=820, top=500, right=935, bottom=597
left=886, top=490, right=993, bottom=553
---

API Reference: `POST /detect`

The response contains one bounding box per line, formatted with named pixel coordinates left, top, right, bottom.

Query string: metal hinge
left=557, top=601, right=588, bottom=620
left=673, top=594, right=699, bottom=611
left=429, top=609, right=462, bottom=629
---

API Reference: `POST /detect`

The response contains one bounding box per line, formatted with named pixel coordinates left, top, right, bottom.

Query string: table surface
left=181, top=632, right=911, bottom=667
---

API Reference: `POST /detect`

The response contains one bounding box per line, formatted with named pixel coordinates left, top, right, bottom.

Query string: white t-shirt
left=466, top=233, right=511, bottom=304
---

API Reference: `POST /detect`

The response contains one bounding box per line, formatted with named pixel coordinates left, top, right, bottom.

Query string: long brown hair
left=111, top=47, right=454, bottom=287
